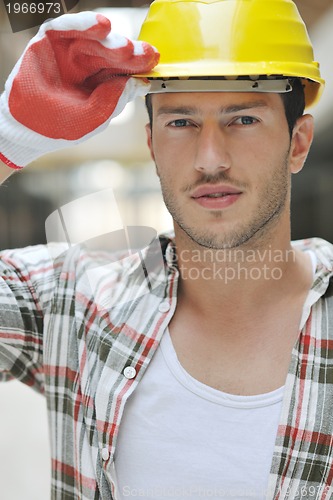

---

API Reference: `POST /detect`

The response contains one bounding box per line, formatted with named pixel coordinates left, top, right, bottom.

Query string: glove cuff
left=0, top=151, right=23, bottom=170
left=0, top=93, right=47, bottom=168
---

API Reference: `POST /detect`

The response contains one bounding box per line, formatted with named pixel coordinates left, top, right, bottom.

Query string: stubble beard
left=157, top=152, right=291, bottom=250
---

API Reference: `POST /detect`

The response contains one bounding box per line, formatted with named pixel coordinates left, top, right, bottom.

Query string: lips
left=191, top=184, right=243, bottom=199
left=191, top=184, right=243, bottom=209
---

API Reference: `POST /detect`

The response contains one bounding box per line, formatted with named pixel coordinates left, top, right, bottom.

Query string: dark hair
left=145, top=93, right=153, bottom=127
left=145, top=77, right=305, bottom=138
left=280, top=78, right=306, bottom=137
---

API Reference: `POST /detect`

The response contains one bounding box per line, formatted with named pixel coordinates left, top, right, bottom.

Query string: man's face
left=146, top=91, right=301, bottom=249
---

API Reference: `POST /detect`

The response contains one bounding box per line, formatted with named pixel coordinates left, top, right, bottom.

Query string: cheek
left=153, top=141, right=186, bottom=182
left=155, top=162, right=174, bottom=189
left=153, top=128, right=195, bottom=163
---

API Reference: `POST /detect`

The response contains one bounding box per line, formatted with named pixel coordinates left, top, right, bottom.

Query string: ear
left=145, top=123, right=155, bottom=161
left=289, top=114, right=314, bottom=174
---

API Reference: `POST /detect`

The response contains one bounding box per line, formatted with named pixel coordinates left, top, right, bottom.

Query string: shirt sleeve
left=0, top=245, right=56, bottom=394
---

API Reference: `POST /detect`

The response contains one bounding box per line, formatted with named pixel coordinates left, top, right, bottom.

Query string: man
left=0, top=0, right=332, bottom=499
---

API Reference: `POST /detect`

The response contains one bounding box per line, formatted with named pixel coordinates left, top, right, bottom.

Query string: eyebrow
left=156, top=100, right=269, bottom=117
left=223, top=101, right=269, bottom=113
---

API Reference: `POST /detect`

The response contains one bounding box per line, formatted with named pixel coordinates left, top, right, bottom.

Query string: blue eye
left=242, top=116, right=255, bottom=125
left=169, top=119, right=190, bottom=127
left=234, top=116, right=258, bottom=125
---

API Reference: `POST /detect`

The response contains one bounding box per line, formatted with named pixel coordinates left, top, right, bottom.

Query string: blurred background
left=0, top=1, right=332, bottom=498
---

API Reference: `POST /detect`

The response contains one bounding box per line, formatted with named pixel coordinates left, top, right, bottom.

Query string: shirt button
left=123, top=366, right=137, bottom=379
left=101, top=448, right=109, bottom=461
left=158, top=301, right=170, bottom=313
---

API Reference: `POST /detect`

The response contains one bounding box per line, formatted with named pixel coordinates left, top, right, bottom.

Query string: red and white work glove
left=0, top=11, right=159, bottom=170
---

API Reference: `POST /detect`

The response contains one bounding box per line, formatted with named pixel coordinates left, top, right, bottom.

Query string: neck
left=173, top=221, right=312, bottom=316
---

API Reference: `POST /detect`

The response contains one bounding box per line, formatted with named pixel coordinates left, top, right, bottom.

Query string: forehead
left=151, top=91, right=285, bottom=116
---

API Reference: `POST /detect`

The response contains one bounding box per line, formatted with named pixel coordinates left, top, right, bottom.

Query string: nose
left=193, top=123, right=231, bottom=174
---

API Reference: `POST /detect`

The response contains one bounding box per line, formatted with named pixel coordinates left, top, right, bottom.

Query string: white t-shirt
left=113, top=251, right=317, bottom=500
left=114, top=330, right=284, bottom=499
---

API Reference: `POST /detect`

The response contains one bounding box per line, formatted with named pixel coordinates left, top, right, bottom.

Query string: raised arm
left=0, top=11, right=159, bottom=387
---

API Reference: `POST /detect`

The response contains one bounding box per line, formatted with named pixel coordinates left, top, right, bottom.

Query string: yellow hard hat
left=137, top=0, right=325, bottom=108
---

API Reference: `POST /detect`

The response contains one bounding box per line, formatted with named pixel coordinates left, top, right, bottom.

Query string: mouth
left=191, top=184, right=243, bottom=209
left=196, top=192, right=238, bottom=198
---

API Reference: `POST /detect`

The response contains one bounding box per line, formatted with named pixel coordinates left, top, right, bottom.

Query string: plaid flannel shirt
left=0, top=235, right=333, bottom=500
